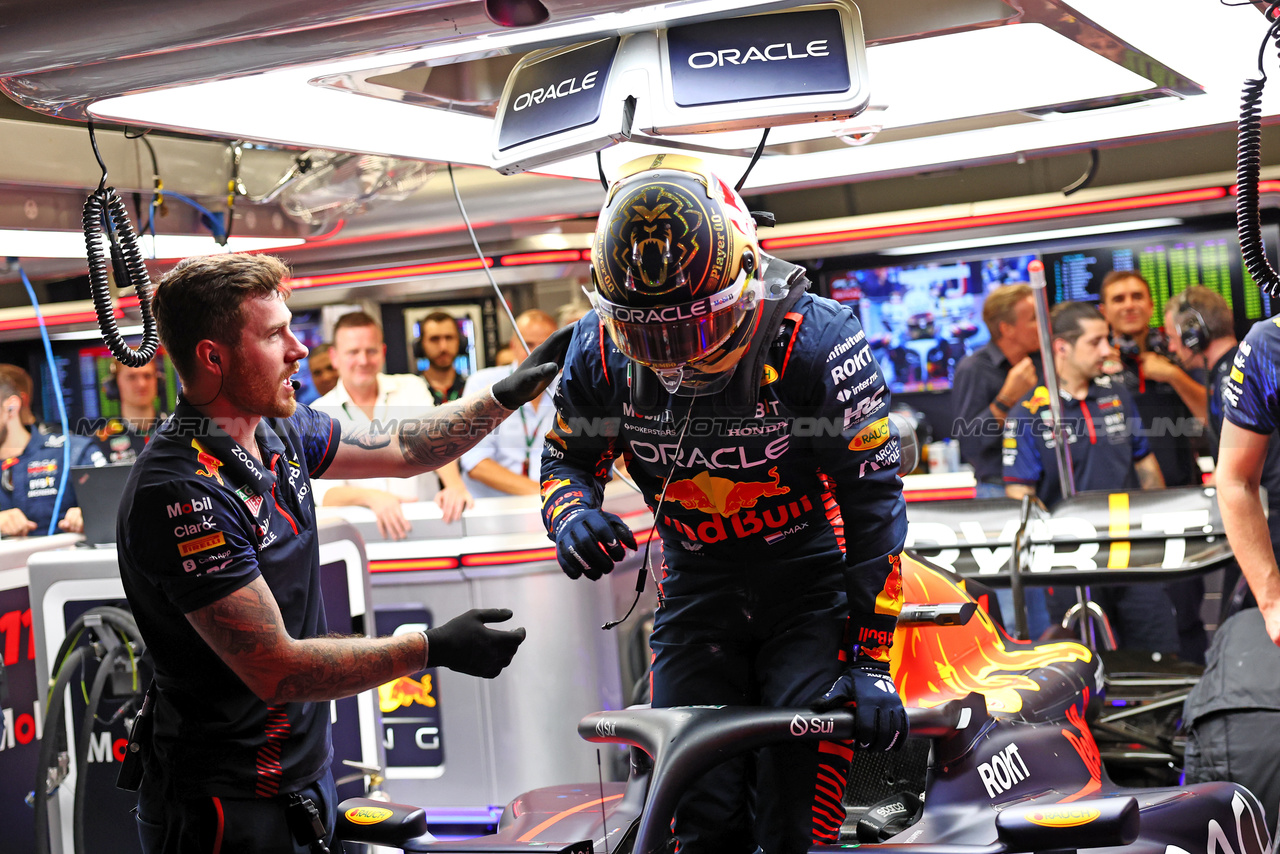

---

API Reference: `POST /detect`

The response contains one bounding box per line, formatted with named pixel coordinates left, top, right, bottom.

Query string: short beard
left=224, top=361, right=296, bottom=419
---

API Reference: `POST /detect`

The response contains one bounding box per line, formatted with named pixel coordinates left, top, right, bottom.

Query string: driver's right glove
left=551, top=507, right=637, bottom=580
left=812, top=662, right=908, bottom=752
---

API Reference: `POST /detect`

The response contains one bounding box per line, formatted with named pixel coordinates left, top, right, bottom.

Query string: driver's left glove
left=812, top=662, right=907, bottom=752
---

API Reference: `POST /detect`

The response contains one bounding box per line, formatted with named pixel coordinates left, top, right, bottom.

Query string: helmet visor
left=588, top=273, right=750, bottom=370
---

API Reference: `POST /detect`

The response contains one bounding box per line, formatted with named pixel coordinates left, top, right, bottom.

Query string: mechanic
left=1003, top=301, right=1176, bottom=654
left=0, top=364, right=105, bottom=537
left=460, top=309, right=560, bottom=498
left=950, top=283, right=1049, bottom=638
left=540, top=155, right=908, bottom=854
left=117, top=253, right=568, bottom=854
left=418, top=310, right=469, bottom=406
left=1099, top=270, right=1209, bottom=660
left=1216, top=311, right=1280, bottom=647
left=92, top=359, right=168, bottom=463
left=313, top=310, right=472, bottom=533
left=1165, top=287, right=1270, bottom=625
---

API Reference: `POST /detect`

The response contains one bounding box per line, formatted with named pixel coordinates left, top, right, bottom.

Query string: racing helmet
left=588, top=154, right=762, bottom=373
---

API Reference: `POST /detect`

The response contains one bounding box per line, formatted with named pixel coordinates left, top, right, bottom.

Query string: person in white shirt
left=314, top=311, right=473, bottom=537
left=461, top=310, right=559, bottom=498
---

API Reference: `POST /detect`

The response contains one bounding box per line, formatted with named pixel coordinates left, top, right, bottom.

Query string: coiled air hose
left=1236, top=9, right=1280, bottom=298
left=83, top=121, right=159, bottom=368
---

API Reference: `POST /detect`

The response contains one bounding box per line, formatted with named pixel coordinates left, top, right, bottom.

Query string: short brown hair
left=1100, top=270, right=1150, bottom=302
left=1050, top=301, right=1105, bottom=346
left=420, top=311, right=459, bottom=332
left=332, top=311, right=382, bottom=339
left=0, top=364, right=34, bottom=424
left=154, top=254, right=291, bottom=379
left=982, top=284, right=1032, bottom=340
left=1168, top=286, right=1234, bottom=341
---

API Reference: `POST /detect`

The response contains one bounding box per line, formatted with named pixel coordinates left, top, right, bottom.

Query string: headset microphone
left=290, top=379, right=301, bottom=392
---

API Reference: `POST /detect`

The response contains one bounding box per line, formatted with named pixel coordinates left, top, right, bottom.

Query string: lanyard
left=516, top=404, right=539, bottom=477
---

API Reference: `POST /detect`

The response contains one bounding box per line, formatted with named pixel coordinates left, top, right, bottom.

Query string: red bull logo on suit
left=664, top=466, right=789, bottom=515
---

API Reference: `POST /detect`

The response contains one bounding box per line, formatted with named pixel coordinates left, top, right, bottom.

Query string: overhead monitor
left=827, top=253, right=1037, bottom=394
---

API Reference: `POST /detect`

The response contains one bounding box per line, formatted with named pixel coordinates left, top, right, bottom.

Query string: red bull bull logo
left=379, top=674, right=437, bottom=713
left=665, top=467, right=789, bottom=516
left=864, top=644, right=892, bottom=663
left=541, top=477, right=572, bottom=501
left=874, top=555, right=903, bottom=616
left=1022, top=387, right=1051, bottom=414
left=192, top=439, right=224, bottom=485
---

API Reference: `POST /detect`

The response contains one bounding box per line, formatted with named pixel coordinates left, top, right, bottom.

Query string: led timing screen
left=828, top=254, right=1036, bottom=394
left=1041, top=225, right=1278, bottom=337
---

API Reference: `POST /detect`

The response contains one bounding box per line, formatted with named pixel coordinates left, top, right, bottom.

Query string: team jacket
left=540, top=292, right=908, bottom=660
left=1002, top=376, right=1150, bottom=507
left=0, top=428, right=105, bottom=532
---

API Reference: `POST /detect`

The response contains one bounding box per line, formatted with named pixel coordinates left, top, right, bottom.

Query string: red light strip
left=0, top=310, right=111, bottom=332
left=904, top=488, right=976, bottom=503
left=369, top=557, right=461, bottom=573
left=760, top=187, right=1229, bottom=251
left=286, top=257, right=493, bottom=289
left=462, top=546, right=558, bottom=567
left=498, top=250, right=584, bottom=266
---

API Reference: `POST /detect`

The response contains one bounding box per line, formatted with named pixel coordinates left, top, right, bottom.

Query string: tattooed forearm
left=397, top=391, right=511, bottom=470
left=340, top=424, right=393, bottom=451
left=187, top=578, right=428, bottom=704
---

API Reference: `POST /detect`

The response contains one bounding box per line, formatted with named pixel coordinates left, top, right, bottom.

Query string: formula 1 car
left=333, top=497, right=1270, bottom=854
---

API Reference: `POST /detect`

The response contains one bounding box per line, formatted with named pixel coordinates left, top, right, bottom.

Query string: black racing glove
left=813, top=663, right=908, bottom=752
left=491, top=325, right=575, bottom=409
left=552, top=507, right=637, bottom=580
left=425, top=608, right=526, bottom=678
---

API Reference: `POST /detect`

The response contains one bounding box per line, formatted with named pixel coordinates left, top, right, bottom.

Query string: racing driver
left=539, top=154, right=909, bottom=854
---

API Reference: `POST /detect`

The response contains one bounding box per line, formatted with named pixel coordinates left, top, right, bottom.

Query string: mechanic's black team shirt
left=0, top=430, right=105, bottom=531
left=1002, top=376, right=1150, bottom=507
left=117, top=400, right=340, bottom=799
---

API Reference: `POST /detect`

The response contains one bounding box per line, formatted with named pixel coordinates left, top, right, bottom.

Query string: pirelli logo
left=178, top=532, right=226, bottom=557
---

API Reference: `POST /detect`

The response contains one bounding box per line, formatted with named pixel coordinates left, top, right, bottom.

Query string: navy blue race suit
left=540, top=291, right=908, bottom=854
left=0, top=428, right=105, bottom=533
left=118, top=400, right=341, bottom=852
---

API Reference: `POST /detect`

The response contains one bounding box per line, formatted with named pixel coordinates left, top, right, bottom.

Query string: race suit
left=540, top=289, right=908, bottom=854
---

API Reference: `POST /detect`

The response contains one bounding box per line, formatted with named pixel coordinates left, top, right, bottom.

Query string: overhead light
left=49, top=325, right=145, bottom=341
left=0, top=230, right=305, bottom=260
left=879, top=218, right=1184, bottom=257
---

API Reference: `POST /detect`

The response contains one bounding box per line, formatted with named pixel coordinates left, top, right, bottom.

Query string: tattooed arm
left=321, top=391, right=512, bottom=480
left=188, top=576, right=524, bottom=701
left=186, top=576, right=425, bottom=703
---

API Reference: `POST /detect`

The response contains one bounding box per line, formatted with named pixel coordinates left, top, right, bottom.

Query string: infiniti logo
left=687, top=40, right=829, bottom=70
left=594, top=719, right=617, bottom=737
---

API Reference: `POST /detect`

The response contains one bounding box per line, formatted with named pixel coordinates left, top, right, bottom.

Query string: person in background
left=314, top=311, right=472, bottom=535
left=1100, top=270, right=1209, bottom=661
left=950, top=283, right=1048, bottom=636
left=116, top=252, right=562, bottom=854
left=0, top=363, right=37, bottom=427
left=94, top=360, right=167, bottom=463
left=556, top=299, right=590, bottom=328
left=1004, top=301, right=1174, bottom=654
left=418, top=311, right=468, bottom=407
left=460, top=309, right=559, bottom=498
left=0, top=364, right=105, bottom=536
left=1169, top=287, right=1273, bottom=620
left=306, top=345, right=339, bottom=399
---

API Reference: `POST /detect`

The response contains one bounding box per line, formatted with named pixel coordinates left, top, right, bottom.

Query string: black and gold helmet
left=588, top=154, right=762, bottom=371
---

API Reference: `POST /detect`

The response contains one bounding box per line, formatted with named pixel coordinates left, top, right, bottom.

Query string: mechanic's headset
left=1173, top=297, right=1209, bottom=355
